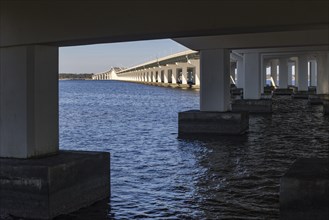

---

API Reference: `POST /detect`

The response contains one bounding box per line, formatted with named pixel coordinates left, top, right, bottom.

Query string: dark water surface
left=58, top=80, right=328, bottom=220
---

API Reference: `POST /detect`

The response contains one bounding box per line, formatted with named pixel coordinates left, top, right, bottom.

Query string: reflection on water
left=57, top=81, right=328, bottom=219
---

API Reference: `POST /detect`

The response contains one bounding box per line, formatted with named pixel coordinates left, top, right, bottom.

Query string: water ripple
left=57, top=81, right=328, bottom=219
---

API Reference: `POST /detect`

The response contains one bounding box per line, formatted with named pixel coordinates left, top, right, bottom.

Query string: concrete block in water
left=264, top=86, right=275, bottom=94
left=231, top=99, right=272, bottom=113
left=178, top=110, right=249, bottom=136
left=273, top=88, right=293, bottom=95
left=308, top=94, right=329, bottom=105
left=231, top=88, right=243, bottom=96
left=308, top=94, right=324, bottom=105
left=323, top=100, right=329, bottom=115
left=288, top=85, right=298, bottom=93
left=0, top=150, right=110, bottom=219
left=292, top=91, right=311, bottom=99
left=280, top=158, right=329, bottom=220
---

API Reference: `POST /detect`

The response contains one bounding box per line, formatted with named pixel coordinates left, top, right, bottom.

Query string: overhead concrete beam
left=0, top=1, right=328, bottom=47
left=174, top=29, right=329, bottom=50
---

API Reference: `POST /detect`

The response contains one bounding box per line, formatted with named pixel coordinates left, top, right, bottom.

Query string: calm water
left=58, top=80, right=328, bottom=219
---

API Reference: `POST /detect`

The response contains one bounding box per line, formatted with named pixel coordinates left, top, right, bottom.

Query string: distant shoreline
left=59, top=73, right=93, bottom=80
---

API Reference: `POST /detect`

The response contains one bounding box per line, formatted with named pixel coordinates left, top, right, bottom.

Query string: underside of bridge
left=0, top=0, right=328, bottom=219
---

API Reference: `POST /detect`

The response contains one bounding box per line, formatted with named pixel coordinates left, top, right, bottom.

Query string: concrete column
left=279, top=58, right=289, bottom=88
left=316, top=53, right=329, bottom=94
left=171, top=68, right=177, bottom=84
left=230, top=62, right=236, bottom=84
left=0, top=45, right=59, bottom=158
left=288, top=62, right=293, bottom=85
left=261, top=58, right=267, bottom=93
left=193, top=60, right=200, bottom=86
left=200, top=49, right=230, bottom=112
left=236, top=58, right=244, bottom=88
left=181, top=66, right=188, bottom=84
left=297, top=55, right=309, bottom=91
left=271, top=59, right=278, bottom=86
left=310, top=60, right=317, bottom=87
left=157, top=69, right=162, bottom=83
left=149, top=71, right=153, bottom=82
left=164, top=69, right=169, bottom=83
left=244, top=52, right=261, bottom=99
left=153, top=71, right=156, bottom=82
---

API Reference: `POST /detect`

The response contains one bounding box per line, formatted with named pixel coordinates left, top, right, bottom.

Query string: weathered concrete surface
left=273, top=88, right=293, bottom=96
left=292, top=91, right=312, bottom=99
left=231, top=99, right=272, bottom=113
left=231, top=88, right=243, bottom=96
left=308, top=94, right=329, bottom=105
left=264, top=86, right=275, bottom=95
left=178, top=110, right=249, bottom=136
left=0, top=150, right=110, bottom=219
left=323, top=101, right=329, bottom=115
left=280, top=158, right=329, bottom=220
left=308, top=94, right=324, bottom=105
left=288, top=85, right=298, bottom=93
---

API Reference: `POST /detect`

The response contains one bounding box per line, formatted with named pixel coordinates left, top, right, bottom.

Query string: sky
left=59, top=39, right=188, bottom=74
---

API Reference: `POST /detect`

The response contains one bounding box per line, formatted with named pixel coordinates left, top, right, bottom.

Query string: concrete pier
left=0, top=45, right=111, bottom=219
left=273, top=88, right=293, bottom=95
left=0, top=151, right=110, bottom=219
left=280, top=158, right=329, bottom=220
left=231, top=99, right=272, bottom=113
left=323, top=101, right=329, bottom=115
left=178, top=110, right=249, bottom=136
left=178, top=49, right=249, bottom=136
left=292, top=91, right=313, bottom=99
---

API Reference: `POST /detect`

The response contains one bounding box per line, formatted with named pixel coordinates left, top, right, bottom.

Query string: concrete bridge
left=93, top=48, right=329, bottom=103
left=1, top=0, right=328, bottom=219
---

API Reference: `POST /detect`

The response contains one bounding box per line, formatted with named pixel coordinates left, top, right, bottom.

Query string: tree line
left=59, top=73, right=93, bottom=80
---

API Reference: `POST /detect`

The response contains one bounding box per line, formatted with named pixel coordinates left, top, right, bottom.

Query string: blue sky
left=59, top=39, right=188, bottom=73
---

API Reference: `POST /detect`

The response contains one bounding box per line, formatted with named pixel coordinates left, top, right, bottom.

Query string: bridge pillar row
left=0, top=45, right=110, bottom=219
left=178, top=48, right=248, bottom=137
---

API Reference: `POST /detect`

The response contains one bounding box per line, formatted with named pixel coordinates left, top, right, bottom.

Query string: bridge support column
left=157, top=70, right=161, bottom=83
left=194, top=60, right=200, bottom=86
left=232, top=52, right=272, bottom=113
left=261, top=59, right=267, bottom=94
left=178, top=49, right=248, bottom=137
left=288, top=62, right=294, bottom=86
left=181, top=66, right=188, bottom=85
left=236, top=58, right=244, bottom=89
left=271, top=59, right=278, bottom=86
left=274, top=58, right=293, bottom=95
left=171, top=68, right=177, bottom=84
left=0, top=45, right=110, bottom=219
left=279, top=58, right=289, bottom=89
left=297, top=55, right=309, bottom=91
left=164, top=69, right=169, bottom=83
left=310, top=60, right=317, bottom=87
left=317, top=53, right=329, bottom=95
left=293, top=55, right=310, bottom=98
